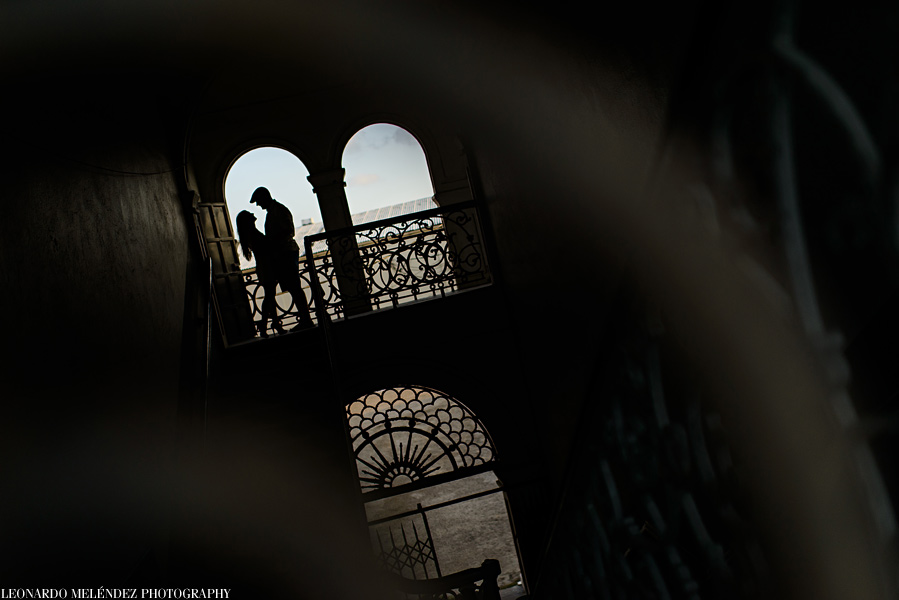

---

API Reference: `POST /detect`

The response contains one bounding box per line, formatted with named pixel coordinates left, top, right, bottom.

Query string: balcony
left=240, top=201, right=492, bottom=338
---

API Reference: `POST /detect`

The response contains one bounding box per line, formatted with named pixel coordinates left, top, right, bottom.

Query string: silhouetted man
left=250, top=186, right=315, bottom=330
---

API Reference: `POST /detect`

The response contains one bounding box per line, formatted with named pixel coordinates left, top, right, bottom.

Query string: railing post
left=304, top=237, right=331, bottom=327
left=326, top=231, right=373, bottom=316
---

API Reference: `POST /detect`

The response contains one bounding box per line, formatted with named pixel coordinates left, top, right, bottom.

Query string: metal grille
left=369, top=498, right=506, bottom=600
left=305, top=202, right=491, bottom=319
left=240, top=202, right=491, bottom=336
left=347, top=386, right=496, bottom=496
left=240, top=263, right=316, bottom=335
left=240, top=253, right=347, bottom=335
left=372, top=506, right=442, bottom=581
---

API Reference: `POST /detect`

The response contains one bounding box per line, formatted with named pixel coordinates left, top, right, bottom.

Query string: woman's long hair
left=236, top=210, right=260, bottom=261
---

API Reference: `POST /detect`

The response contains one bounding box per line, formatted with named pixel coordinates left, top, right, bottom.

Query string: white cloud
left=348, top=173, right=381, bottom=186
left=344, top=123, right=418, bottom=155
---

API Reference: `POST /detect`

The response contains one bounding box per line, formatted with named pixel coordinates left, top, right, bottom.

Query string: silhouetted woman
left=236, top=210, right=283, bottom=337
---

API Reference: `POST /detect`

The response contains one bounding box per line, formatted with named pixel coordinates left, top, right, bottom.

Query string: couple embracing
left=237, top=187, right=315, bottom=337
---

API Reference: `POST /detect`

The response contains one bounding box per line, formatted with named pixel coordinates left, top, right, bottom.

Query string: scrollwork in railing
left=241, top=256, right=343, bottom=336
left=241, top=267, right=308, bottom=336
left=442, top=209, right=488, bottom=283
left=242, top=203, right=490, bottom=335
left=325, top=231, right=370, bottom=304
left=357, top=215, right=455, bottom=309
left=305, top=202, right=491, bottom=318
left=303, top=253, right=346, bottom=320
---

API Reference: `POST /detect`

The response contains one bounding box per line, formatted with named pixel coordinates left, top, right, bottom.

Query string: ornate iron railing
left=304, top=201, right=491, bottom=321
left=240, top=202, right=491, bottom=337
left=240, top=262, right=322, bottom=337
left=371, top=503, right=442, bottom=581
left=370, top=499, right=504, bottom=599
left=239, top=252, right=348, bottom=337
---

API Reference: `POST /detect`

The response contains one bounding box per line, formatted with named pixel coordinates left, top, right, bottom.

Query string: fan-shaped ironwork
left=347, top=386, right=496, bottom=495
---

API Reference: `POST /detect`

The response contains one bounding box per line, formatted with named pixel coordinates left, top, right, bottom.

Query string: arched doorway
left=223, top=146, right=320, bottom=337
left=347, top=385, right=522, bottom=591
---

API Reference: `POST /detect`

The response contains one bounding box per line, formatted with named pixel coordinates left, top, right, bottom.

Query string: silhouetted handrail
left=239, top=201, right=492, bottom=337
left=303, top=200, right=491, bottom=320
left=384, top=559, right=502, bottom=600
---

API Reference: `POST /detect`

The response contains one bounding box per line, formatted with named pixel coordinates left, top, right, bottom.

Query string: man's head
left=250, top=187, right=274, bottom=209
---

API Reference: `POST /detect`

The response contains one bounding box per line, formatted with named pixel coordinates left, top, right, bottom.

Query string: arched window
left=347, top=385, right=496, bottom=497
left=224, top=147, right=322, bottom=269
left=342, top=123, right=436, bottom=225
left=223, top=147, right=321, bottom=337
left=348, top=385, right=521, bottom=589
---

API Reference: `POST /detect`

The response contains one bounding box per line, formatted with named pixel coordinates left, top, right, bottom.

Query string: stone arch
left=194, top=142, right=320, bottom=343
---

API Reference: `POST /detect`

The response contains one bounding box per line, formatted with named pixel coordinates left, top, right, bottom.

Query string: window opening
left=294, top=124, right=490, bottom=323
left=348, top=385, right=523, bottom=594
left=224, top=147, right=322, bottom=269
left=342, top=123, right=436, bottom=224
left=347, top=385, right=495, bottom=496
left=224, top=147, right=321, bottom=337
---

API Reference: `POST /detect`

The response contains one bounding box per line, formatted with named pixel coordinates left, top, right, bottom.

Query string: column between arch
left=308, top=168, right=372, bottom=316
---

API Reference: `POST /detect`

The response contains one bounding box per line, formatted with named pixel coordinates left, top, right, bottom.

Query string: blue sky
left=224, top=123, right=434, bottom=238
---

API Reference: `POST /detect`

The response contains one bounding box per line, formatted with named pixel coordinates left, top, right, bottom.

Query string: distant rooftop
left=297, top=196, right=438, bottom=256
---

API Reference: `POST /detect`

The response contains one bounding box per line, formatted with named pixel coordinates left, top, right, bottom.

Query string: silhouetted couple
left=237, top=187, right=314, bottom=337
